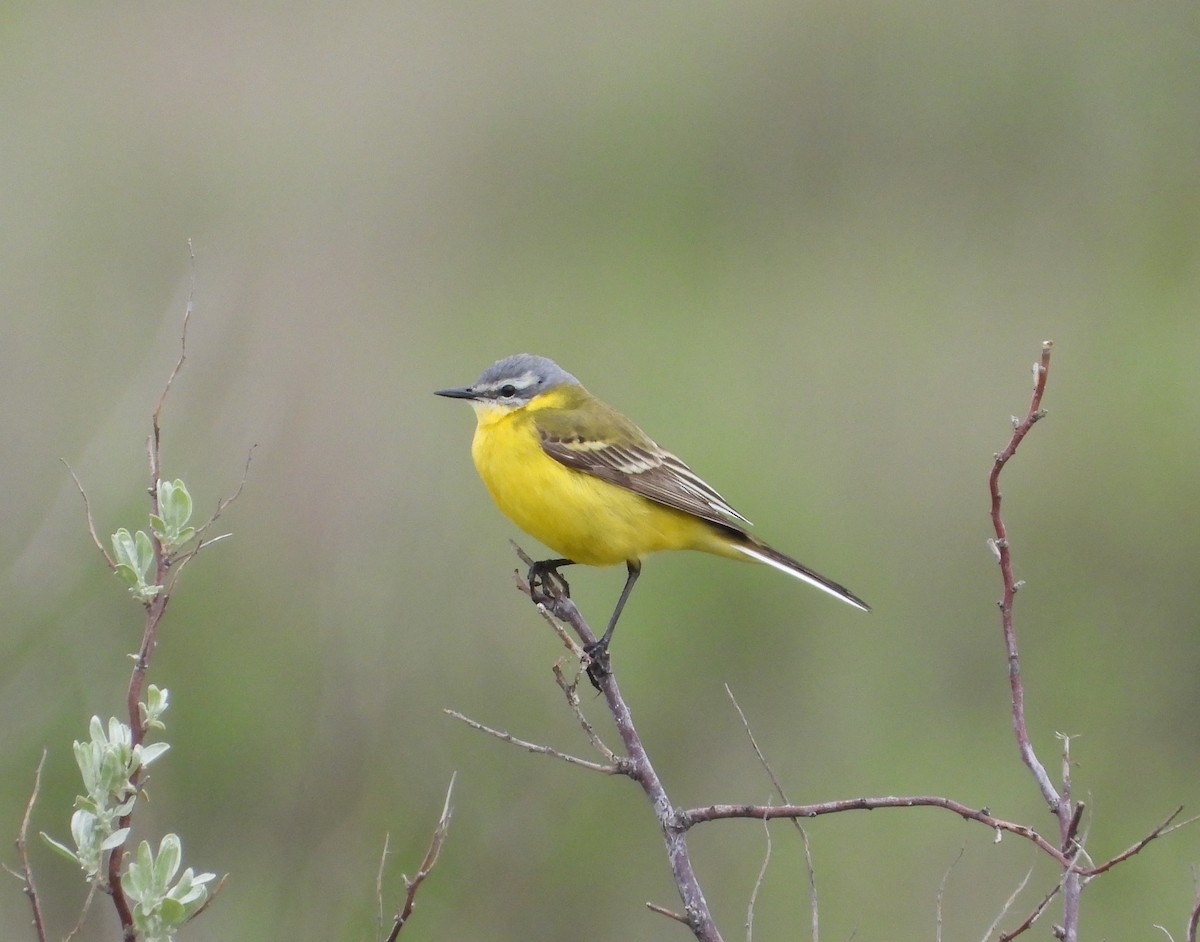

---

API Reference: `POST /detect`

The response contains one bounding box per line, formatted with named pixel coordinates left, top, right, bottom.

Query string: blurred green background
left=2, top=3, right=1198, bottom=939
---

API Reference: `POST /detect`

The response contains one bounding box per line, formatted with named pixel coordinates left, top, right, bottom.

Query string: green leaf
left=160, top=479, right=193, bottom=528
left=153, top=479, right=196, bottom=551
left=134, top=529, right=155, bottom=573
left=101, top=826, right=130, bottom=850
left=41, top=832, right=83, bottom=865
left=138, top=741, right=171, bottom=767
left=158, top=895, right=186, bottom=925
left=112, top=529, right=138, bottom=568
left=154, top=834, right=182, bottom=886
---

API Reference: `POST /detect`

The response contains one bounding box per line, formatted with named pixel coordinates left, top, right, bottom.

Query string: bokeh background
left=3, top=3, right=1198, bottom=939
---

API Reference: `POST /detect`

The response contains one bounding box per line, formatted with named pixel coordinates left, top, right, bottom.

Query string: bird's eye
left=499, top=384, right=517, bottom=398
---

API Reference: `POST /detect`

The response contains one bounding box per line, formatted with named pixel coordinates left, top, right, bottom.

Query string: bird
left=435, top=353, right=868, bottom=669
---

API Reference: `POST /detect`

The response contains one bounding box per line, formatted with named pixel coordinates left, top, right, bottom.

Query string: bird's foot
left=528, top=561, right=570, bottom=604
left=582, top=639, right=611, bottom=690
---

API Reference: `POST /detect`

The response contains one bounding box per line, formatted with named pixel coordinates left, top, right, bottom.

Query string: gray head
left=434, top=354, right=581, bottom=407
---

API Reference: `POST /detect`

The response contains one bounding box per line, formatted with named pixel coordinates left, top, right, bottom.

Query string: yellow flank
left=469, top=393, right=734, bottom=567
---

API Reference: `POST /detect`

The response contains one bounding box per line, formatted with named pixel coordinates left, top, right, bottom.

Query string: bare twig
left=150, top=239, right=195, bottom=463
left=936, top=846, right=965, bottom=942
left=725, top=685, right=818, bottom=939
left=680, top=797, right=1072, bottom=867
left=62, top=882, right=98, bottom=942
left=997, top=849, right=1082, bottom=942
left=988, top=340, right=1058, bottom=811
left=549, top=664, right=621, bottom=763
left=444, top=709, right=619, bottom=774
left=62, top=461, right=115, bottom=567
left=725, top=686, right=790, bottom=804
left=376, top=832, right=391, bottom=934
left=987, top=341, right=1082, bottom=942
left=1079, top=807, right=1185, bottom=877
left=980, top=863, right=1033, bottom=941
left=648, top=901, right=692, bottom=925
left=12, top=750, right=48, bottom=942
left=188, top=446, right=256, bottom=547
left=798, top=821, right=819, bottom=942
left=383, top=773, right=456, bottom=941
left=163, top=445, right=255, bottom=596
left=746, top=810, right=772, bottom=942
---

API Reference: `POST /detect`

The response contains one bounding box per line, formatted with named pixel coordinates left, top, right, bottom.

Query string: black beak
left=434, top=385, right=477, bottom=399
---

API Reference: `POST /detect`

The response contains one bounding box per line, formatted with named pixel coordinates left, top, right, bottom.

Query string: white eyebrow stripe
left=477, top=370, right=540, bottom=393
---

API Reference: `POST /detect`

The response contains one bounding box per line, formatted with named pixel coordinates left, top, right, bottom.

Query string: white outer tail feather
left=734, top=543, right=870, bottom=612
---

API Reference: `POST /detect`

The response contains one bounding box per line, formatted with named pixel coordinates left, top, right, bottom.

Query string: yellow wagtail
left=436, top=353, right=868, bottom=662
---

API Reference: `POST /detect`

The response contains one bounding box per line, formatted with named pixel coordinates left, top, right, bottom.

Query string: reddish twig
left=998, top=875, right=1063, bottom=941
left=99, top=261, right=246, bottom=937
left=1079, top=807, right=1184, bottom=877
left=987, top=342, right=1083, bottom=941
left=988, top=340, right=1057, bottom=810
left=9, top=751, right=49, bottom=942
left=104, top=276, right=196, bottom=936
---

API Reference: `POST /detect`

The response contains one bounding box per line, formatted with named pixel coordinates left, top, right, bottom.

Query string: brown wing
left=534, top=393, right=751, bottom=530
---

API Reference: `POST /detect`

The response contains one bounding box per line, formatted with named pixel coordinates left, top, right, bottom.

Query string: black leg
left=583, top=559, right=641, bottom=685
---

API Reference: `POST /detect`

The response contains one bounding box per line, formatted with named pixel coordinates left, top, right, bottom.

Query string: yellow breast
left=468, top=403, right=718, bottom=566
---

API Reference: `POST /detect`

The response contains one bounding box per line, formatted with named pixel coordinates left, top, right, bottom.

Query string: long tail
left=733, top=536, right=870, bottom=612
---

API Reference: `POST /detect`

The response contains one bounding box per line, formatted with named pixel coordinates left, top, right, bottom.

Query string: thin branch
left=12, top=750, right=48, bottom=942
left=62, top=460, right=114, bottom=567
left=936, top=846, right=965, bottom=942
left=725, top=685, right=790, bottom=805
left=162, top=445, right=255, bottom=597
left=550, top=664, right=620, bottom=763
left=62, top=881, right=98, bottom=942
left=997, top=850, right=1080, bottom=942
left=1078, top=807, right=1185, bottom=878
left=798, top=821, right=819, bottom=942
left=383, top=773, right=456, bottom=942
left=988, top=340, right=1058, bottom=811
left=150, top=239, right=195, bottom=463
left=725, top=685, right=818, bottom=940
left=444, top=709, right=619, bottom=774
left=184, top=873, right=227, bottom=924
left=980, top=863, right=1034, bottom=942
left=746, top=810, right=772, bottom=942
left=648, top=902, right=692, bottom=925
left=376, top=832, right=390, bottom=935
left=681, top=797, right=1072, bottom=867
left=1188, top=885, right=1200, bottom=942
left=189, top=445, right=256, bottom=546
